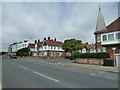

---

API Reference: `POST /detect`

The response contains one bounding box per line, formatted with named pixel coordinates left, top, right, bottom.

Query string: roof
left=28, top=43, right=35, bottom=48
left=37, top=42, right=43, bottom=47
left=81, top=43, right=95, bottom=49
left=43, top=40, right=63, bottom=47
left=95, top=7, right=107, bottom=34
left=106, top=17, right=120, bottom=33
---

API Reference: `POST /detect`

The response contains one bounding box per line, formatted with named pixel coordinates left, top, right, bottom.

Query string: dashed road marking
left=105, top=77, right=115, bottom=80
left=90, top=72, right=105, bottom=76
left=18, top=65, right=28, bottom=70
left=33, top=71, right=60, bottom=83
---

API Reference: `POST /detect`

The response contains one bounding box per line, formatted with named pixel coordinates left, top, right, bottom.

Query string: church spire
left=95, top=6, right=107, bottom=34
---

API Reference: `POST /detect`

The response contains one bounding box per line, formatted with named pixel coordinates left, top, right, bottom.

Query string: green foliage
left=72, top=52, right=110, bottom=58
left=16, top=48, right=30, bottom=56
left=62, top=39, right=82, bottom=53
left=72, top=51, right=81, bottom=58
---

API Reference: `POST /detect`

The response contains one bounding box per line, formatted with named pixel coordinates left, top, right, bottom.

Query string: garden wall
left=74, top=58, right=111, bottom=66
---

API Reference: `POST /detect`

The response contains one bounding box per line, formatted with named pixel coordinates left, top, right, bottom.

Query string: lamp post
left=112, top=47, right=116, bottom=66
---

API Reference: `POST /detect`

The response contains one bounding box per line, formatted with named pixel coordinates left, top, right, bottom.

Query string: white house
left=8, top=40, right=34, bottom=55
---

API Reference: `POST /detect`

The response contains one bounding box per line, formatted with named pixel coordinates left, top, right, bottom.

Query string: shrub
left=16, top=48, right=30, bottom=56
left=72, top=52, right=110, bottom=58
left=72, top=51, right=81, bottom=58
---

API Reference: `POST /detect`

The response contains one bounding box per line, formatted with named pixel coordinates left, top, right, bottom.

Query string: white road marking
left=10, top=62, right=16, bottom=65
left=33, top=71, right=60, bottom=83
left=18, top=65, right=28, bottom=70
left=90, top=72, right=105, bottom=76
left=105, top=77, right=115, bottom=80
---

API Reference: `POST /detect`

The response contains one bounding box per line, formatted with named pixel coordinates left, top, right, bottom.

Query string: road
left=2, top=57, right=119, bottom=88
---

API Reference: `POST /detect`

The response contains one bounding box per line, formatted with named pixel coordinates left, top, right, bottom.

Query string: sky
left=1, top=2, right=118, bottom=51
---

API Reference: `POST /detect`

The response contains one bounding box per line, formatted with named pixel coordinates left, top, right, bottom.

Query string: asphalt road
left=2, top=57, right=119, bottom=88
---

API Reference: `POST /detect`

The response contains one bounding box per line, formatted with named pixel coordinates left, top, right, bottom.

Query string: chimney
left=35, top=40, right=37, bottom=43
left=44, top=37, right=46, bottom=40
left=54, top=38, right=56, bottom=41
left=48, top=37, right=50, bottom=40
left=38, top=39, right=40, bottom=43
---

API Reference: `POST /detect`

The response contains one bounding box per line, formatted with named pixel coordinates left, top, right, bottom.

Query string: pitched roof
left=43, top=40, right=63, bottom=47
left=81, top=43, right=95, bottom=49
left=106, top=17, right=120, bottom=32
left=95, top=7, right=107, bottom=34
left=28, top=43, right=35, bottom=48
left=37, top=42, right=43, bottom=47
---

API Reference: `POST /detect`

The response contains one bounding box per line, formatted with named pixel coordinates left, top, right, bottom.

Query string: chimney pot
left=35, top=40, right=37, bottom=43
left=38, top=39, right=40, bottom=43
left=44, top=37, right=46, bottom=40
left=48, top=37, right=50, bottom=40
left=54, top=38, right=56, bottom=41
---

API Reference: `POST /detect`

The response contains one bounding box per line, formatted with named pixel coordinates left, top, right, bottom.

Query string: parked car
left=10, top=55, right=17, bottom=59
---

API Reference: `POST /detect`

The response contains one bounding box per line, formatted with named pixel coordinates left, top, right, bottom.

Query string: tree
left=62, top=39, right=82, bottom=55
left=16, top=48, right=30, bottom=57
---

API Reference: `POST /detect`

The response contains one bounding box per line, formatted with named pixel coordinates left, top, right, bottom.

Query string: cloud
left=2, top=2, right=118, bottom=51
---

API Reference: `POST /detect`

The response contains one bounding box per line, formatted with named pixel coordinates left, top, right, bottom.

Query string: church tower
left=94, top=6, right=107, bottom=52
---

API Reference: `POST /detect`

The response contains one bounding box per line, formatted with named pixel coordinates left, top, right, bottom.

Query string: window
left=98, top=48, right=101, bottom=52
left=102, top=35, right=107, bottom=41
left=58, top=47, right=60, bottom=49
left=45, top=46, right=47, bottom=49
left=116, top=33, right=120, bottom=39
left=103, top=47, right=106, bottom=52
left=39, top=47, right=42, bottom=50
left=108, top=34, right=114, bottom=40
left=82, top=48, right=87, bottom=53
left=54, top=46, right=56, bottom=49
left=51, top=46, right=53, bottom=49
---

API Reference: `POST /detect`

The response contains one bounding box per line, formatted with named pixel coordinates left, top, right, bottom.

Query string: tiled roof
left=28, top=43, right=35, bottom=48
left=82, top=43, right=95, bottom=49
left=37, top=42, right=43, bottom=47
left=107, top=17, right=120, bottom=32
left=44, top=40, right=63, bottom=47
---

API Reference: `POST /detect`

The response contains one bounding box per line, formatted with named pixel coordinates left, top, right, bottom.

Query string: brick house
left=80, top=42, right=96, bottom=53
left=94, top=7, right=120, bottom=60
left=28, top=37, right=65, bottom=57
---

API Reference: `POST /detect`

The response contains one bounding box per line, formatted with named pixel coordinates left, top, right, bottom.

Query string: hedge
left=72, top=51, right=110, bottom=58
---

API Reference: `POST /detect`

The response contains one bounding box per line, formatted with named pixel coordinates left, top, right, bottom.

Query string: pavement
left=20, top=57, right=119, bottom=73
left=2, top=57, right=119, bottom=88
left=57, top=62, right=119, bottom=73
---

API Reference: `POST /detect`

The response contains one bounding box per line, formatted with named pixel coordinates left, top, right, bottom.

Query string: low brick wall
left=74, top=58, right=110, bottom=66
left=18, top=56, right=65, bottom=60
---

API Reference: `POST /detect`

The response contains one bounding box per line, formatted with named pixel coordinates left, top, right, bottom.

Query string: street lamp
left=112, top=47, right=116, bottom=66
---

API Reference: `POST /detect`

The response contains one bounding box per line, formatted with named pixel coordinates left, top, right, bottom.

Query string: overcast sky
left=1, top=2, right=118, bottom=51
